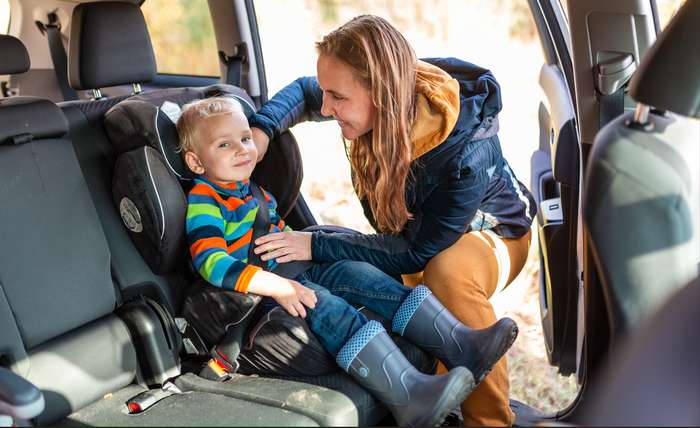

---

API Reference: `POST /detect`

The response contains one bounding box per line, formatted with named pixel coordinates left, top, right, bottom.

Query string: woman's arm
left=255, top=166, right=489, bottom=276
left=310, top=168, right=488, bottom=275
left=250, top=76, right=330, bottom=140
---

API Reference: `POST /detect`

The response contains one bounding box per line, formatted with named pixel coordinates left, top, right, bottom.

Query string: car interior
left=0, top=0, right=698, bottom=426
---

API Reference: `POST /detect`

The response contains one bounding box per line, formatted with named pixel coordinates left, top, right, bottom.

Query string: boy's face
left=185, top=111, right=258, bottom=184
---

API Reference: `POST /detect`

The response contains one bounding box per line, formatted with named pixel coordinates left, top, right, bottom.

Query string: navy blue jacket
left=250, top=58, right=536, bottom=275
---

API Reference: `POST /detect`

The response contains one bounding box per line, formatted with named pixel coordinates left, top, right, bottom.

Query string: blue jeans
left=267, top=260, right=412, bottom=356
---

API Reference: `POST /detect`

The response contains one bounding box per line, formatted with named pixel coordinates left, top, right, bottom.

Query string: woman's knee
left=422, top=234, right=499, bottom=300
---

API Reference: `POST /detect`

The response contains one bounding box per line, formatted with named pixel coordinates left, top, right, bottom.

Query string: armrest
left=0, top=367, right=44, bottom=420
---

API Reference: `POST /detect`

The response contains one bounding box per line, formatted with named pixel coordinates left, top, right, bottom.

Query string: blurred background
left=0, top=0, right=686, bottom=415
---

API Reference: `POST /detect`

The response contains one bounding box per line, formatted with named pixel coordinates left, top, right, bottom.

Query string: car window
left=1, top=0, right=10, bottom=34
left=656, top=0, right=687, bottom=29
left=141, top=0, right=219, bottom=76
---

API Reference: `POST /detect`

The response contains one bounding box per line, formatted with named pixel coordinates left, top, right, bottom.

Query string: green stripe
left=187, top=203, right=223, bottom=220
left=224, top=207, right=257, bottom=235
left=199, top=251, right=228, bottom=281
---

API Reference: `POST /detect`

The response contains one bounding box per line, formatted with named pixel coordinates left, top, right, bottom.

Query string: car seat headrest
left=69, top=1, right=156, bottom=90
left=0, top=97, right=69, bottom=145
left=629, top=0, right=700, bottom=119
left=104, top=84, right=256, bottom=182
left=0, top=35, right=30, bottom=75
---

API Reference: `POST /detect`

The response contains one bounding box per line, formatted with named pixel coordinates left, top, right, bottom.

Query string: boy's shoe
left=337, top=320, right=474, bottom=427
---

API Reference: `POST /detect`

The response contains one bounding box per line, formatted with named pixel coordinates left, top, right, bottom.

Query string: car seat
left=582, top=0, right=699, bottom=340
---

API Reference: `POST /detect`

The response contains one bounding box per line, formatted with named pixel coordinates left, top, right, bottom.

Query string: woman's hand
left=254, top=231, right=312, bottom=263
left=251, top=127, right=270, bottom=162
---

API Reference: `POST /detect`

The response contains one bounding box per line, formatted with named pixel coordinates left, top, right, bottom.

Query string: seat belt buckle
left=199, top=357, right=233, bottom=382
left=125, top=389, right=174, bottom=414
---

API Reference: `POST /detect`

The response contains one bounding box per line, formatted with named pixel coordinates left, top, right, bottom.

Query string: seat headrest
left=629, top=1, right=700, bottom=118
left=0, top=35, right=30, bottom=75
left=68, top=1, right=156, bottom=90
left=0, top=97, right=69, bottom=145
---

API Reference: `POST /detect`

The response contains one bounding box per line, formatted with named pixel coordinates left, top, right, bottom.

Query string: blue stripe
left=209, top=256, right=235, bottom=285
left=188, top=225, right=226, bottom=245
left=391, top=285, right=432, bottom=335
left=336, top=320, right=385, bottom=371
left=193, top=247, right=224, bottom=269
left=187, top=215, right=224, bottom=233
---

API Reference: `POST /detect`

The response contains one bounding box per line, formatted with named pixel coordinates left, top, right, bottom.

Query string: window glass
left=0, top=0, right=10, bottom=34
left=558, top=0, right=569, bottom=23
left=656, top=0, right=686, bottom=29
left=141, top=0, right=219, bottom=76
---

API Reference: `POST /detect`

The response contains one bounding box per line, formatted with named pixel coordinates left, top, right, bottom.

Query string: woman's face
left=317, top=53, right=377, bottom=140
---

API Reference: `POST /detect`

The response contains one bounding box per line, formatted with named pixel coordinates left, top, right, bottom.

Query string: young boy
left=177, top=97, right=518, bottom=427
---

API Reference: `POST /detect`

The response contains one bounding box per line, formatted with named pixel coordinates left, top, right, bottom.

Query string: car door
left=527, top=0, right=580, bottom=378
left=529, top=0, right=660, bottom=419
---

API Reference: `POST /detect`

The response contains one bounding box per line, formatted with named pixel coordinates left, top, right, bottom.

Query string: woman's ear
left=184, top=151, right=205, bottom=175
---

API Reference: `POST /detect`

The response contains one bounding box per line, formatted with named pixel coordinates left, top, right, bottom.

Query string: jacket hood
left=411, top=58, right=502, bottom=160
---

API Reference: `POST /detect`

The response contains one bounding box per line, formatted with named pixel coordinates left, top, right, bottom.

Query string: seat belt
left=598, top=86, right=625, bottom=129
left=201, top=181, right=310, bottom=381
left=219, top=43, right=247, bottom=87
left=250, top=181, right=313, bottom=279
left=248, top=181, right=270, bottom=268
left=595, top=53, right=635, bottom=128
left=37, top=12, right=79, bottom=101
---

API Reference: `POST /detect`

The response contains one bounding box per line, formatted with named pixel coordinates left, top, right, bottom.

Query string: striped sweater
left=186, top=176, right=290, bottom=293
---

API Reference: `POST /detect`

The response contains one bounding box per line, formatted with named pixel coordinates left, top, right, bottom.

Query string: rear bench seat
left=0, top=36, right=327, bottom=426
left=44, top=1, right=432, bottom=426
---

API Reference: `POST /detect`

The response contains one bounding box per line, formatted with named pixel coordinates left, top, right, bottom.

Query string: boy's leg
left=301, top=280, right=369, bottom=356
left=305, top=260, right=412, bottom=321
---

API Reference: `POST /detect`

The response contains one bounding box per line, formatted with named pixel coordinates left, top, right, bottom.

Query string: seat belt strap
left=248, top=181, right=271, bottom=269
left=40, top=13, right=79, bottom=101
left=248, top=181, right=312, bottom=279
left=219, top=44, right=247, bottom=87
left=598, top=86, right=625, bottom=129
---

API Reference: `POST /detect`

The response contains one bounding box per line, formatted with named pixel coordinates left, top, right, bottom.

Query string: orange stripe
left=190, top=236, right=227, bottom=258
left=222, top=196, right=245, bottom=212
left=191, top=184, right=246, bottom=211
left=235, top=265, right=261, bottom=293
left=227, top=229, right=253, bottom=253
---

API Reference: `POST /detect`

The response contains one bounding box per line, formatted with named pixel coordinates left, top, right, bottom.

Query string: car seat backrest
left=0, top=35, right=30, bottom=75
left=60, top=1, right=182, bottom=311
left=0, top=38, right=139, bottom=423
left=583, top=0, right=700, bottom=339
left=68, top=1, right=156, bottom=92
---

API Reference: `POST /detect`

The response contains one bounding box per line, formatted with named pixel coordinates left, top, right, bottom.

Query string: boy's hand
left=246, top=271, right=317, bottom=317
left=251, top=127, right=270, bottom=162
left=254, top=231, right=312, bottom=263
left=269, top=278, right=317, bottom=318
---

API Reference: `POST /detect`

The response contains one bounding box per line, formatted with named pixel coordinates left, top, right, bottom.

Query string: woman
left=251, top=15, right=536, bottom=426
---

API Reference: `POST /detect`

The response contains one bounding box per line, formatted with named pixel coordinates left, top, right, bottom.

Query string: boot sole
left=473, top=321, right=519, bottom=386
left=417, top=367, right=475, bottom=427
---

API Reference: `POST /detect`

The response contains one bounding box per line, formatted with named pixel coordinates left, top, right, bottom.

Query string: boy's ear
left=184, top=151, right=205, bottom=175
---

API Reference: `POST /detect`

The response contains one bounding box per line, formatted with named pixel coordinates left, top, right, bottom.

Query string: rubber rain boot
left=392, top=285, right=518, bottom=384
left=337, top=320, right=475, bottom=427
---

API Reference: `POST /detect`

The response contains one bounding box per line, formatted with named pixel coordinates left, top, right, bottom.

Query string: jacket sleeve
left=187, top=187, right=261, bottom=293
left=249, top=76, right=331, bottom=139
left=310, top=165, right=489, bottom=276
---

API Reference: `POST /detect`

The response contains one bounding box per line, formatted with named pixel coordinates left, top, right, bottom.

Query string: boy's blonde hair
left=176, top=97, right=244, bottom=154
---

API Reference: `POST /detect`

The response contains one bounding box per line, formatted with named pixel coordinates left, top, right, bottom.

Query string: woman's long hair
left=317, top=15, right=416, bottom=234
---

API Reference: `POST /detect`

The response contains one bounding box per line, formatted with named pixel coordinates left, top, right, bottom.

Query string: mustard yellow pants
left=403, top=229, right=531, bottom=426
